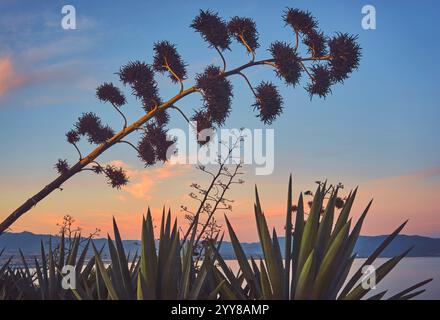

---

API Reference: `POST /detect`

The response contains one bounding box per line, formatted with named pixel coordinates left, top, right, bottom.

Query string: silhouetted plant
left=0, top=7, right=361, bottom=234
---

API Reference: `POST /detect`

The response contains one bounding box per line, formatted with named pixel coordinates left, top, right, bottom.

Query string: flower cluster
left=227, top=17, right=259, bottom=53
left=306, top=65, right=332, bottom=99
left=328, top=33, right=361, bottom=83
left=119, top=61, right=158, bottom=107
left=153, top=41, right=187, bottom=83
left=283, top=8, right=317, bottom=35
left=191, top=10, right=230, bottom=50
left=65, top=130, right=80, bottom=145
left=270, top=41, right=302, bottom=86
left=303, top=30, right=327, bottom=57
left=137, top=124, right=176, bottom=166
left=75, top=112, right=114, bottom=145
left=54, top=159, right=70, bottom=175
left=103, top=165, right=129, bottom=189
left=253, top=82, right=284, bottom=124
left=196, top=65, right=233, bottom=126
left=191, top=110, right=214, bottom=145
left=96, top=82, right=126, bottom=107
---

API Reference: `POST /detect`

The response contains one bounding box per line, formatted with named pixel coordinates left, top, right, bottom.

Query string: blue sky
left=0, top=0, right=439, bottom=239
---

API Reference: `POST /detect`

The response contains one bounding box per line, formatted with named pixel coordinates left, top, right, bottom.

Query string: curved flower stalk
left=0, top=8, right=361, bottom=234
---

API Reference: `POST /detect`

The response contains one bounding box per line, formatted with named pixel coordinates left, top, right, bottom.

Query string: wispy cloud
left=109, top=160, right=192, bottom=200
left=0, top=57, right=27, bottom=97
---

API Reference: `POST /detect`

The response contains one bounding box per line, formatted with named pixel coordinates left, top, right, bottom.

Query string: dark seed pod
left=306, top=65, right=332, bottom=99
left=196, top=65, right=233, bottom=125
left=119, top=61, right=155, bottom=85
left=142, top=97, right=169, bottom=126
left=75, top=112, right=101, bottom=136
left=91, top=125, right=115, bottom=145
left=227, top=17, right=259, bottom=52
left=335, top=197, right=345, bottom=209
left=92, top=165, right=103, bottom=174
left=153, top=41, right=187, bottom=83
left=303, top=30, right=327, bottom=57
left=191, top=10, right=230, bottom=50
left=328, top=33, right=361, bottom=83
left=66, top=130, right=80, bottom=144
left=75, top=113, right=114, bottom=145
left=138, top=133, right=156, bottom=167
left=253, top=82, right=283, bottom=124
left=119, top=61, right=159, bottom=109
left=54, top=159, right=70, bottom=175
left=104, top=165, right=129, bottom=189
left=191, top=110, right=214, bottom=145
left=96, top=82, right=126, bottom=107
left=270, top=41, right=302, bottom=86
left=283, top=8, right=317, bottom=35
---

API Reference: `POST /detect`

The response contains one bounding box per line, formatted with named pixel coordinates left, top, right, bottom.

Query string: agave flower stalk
left=0, top=8, right=361, bottom=234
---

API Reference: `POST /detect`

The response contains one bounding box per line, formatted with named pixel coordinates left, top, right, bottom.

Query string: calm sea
left=225, top=257, right=440, bottom=300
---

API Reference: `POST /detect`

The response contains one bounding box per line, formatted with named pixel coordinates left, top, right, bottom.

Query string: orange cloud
left=108, top=160, right=191, bottom=200
left=0, top=57, right=27, bottom=97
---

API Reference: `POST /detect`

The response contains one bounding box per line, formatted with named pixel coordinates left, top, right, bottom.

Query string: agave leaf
left=139, top=210, right=157, bottom=299
left=367, top=290, right=387, bottom=300
left=48, top=239, right=56, bottom=299
left=315, top=190, right=337, bottom=266
left=112, top=218, right=133, bottom=297
left=66, top=234, right=80, bottom=266
left=107, top=235, right=127, bottom=299
left=296, top=185, right=323, bottom=282
left=208, top=280, right=226, bottom=300
left=339, top=220, right=408, bottom=299
left=398, top=289, right=426, bottom=300
left=290, top=193, right=304, bottom=297
left=254, top=186, right=283, bottom=299
left=160, top=229, right=180, bottom=299
left=224, top=215, right=260, bottom=298
left=294, top=249, right=315, bottom=300
left=284, top=175, right=293, bottom=299
left=259, top=259, right=273, bottom=299
left=92, top=243, right=119, bottom=300
left=58, top=232, right=65, bottom=270
left=344, top=247, right=413, bottom=300
left=312, top=221, right=350, bottom=299
left=208, top=240, right=246, bottom=299
left=332, top=188, right=357, bottom=236
left=388, top=278, right=433, bottom=300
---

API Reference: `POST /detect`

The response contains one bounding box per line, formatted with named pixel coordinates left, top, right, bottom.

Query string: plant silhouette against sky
left=0, top=8, right=361, bottom=234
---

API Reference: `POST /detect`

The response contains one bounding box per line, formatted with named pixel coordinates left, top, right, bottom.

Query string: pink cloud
left=0, top=57, right=27, bottom=97
left=108, top=160, right=191, bottom=200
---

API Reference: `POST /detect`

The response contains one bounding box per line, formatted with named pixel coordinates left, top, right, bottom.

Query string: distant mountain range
left=1, top=231, right=439, bottom=262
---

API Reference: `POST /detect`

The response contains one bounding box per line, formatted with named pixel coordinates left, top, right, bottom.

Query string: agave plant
left=74, top=210, right=224, bottom=300
left=0, top=233, right=98, bottom=300
left=212, top=176, right=433, bottom=300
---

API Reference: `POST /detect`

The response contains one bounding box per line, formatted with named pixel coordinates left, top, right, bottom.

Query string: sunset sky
left=0, top=0, right=439, bottom=241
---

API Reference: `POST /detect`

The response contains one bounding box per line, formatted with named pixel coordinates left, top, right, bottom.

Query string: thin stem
left=301, top=55, right=332, bottom=62
left=171, top=105, right=192, bottom=126
left=73, top=143, right=82, bottom=160
left=236, top=72, right=257, bottom=98
left=164, top=57, right=184, bottom=93
left=299, top=60, right=314, bottom=81
left=293, top=30, right=299, bottom=53
left=238, top=34, right=255, bottom=62
left=112, top=103, right=128, bottom=129
left=215, top=46, right=227, bottom=72
left=118, top=140, right=140, bottom=153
